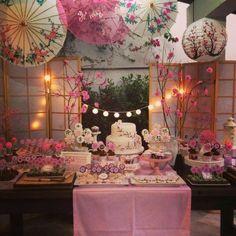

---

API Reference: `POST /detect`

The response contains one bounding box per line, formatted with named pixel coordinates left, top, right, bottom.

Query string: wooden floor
left=0, top=211, right=235, bottom=236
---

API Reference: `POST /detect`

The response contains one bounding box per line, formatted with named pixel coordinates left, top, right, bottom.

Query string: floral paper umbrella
left=0, top=0, right=67, bottom=67
left=119, top=0, right=178, bottom=38
left=59, top=0, right=129, bottom=45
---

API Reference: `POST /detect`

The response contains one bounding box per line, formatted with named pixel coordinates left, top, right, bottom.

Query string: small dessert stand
left=184, top=156, right=224, bottom=167
left=140, top=154, right=172, bottom=175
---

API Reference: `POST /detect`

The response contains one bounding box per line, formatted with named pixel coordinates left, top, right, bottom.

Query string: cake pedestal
left=184, top=156, right=224, bottom=167
left=140, top=155, right=172, bottom=175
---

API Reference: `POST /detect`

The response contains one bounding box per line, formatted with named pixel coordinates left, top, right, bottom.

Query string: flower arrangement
left=64, top=123, right=95, bottom=151
left=142, top=126, right=171, bottom=144
left=18, top=138, right=65, bottom=157
left=146, top=32, right=213, bottom=137
left=52, top=61, right=108, bottom=129
left=188, top=165, right=227, bottom=184
left=0, top=137, right=18, bottom=157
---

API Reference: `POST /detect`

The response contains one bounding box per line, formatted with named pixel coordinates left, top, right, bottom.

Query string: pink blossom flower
left=99, top=80, right=108, bottom=89
left=185, top=75, right=192, bottom=81
left=189, top=139, right=197, bottom=149
left=64, top=105, right=70, bottom=112
left=167, top=71, right=174, bottom=79
left=55, top=143, right=63, bottom=152
left=155, top=89, right=160, bottom=97
left=0, top=143, right=3, bottom=151
left=92, top=142, right=99, bottom=150
left=95, top=71, right=103, bottom=79
left=151, top=38, right=160, bottom=47
left=129, top=14, right=136, bottom=22
left=155, top=54, right=160, bottom=60
left=165, top=107, right=171, bottom=116
left=158, top=63, right=164, bottom=69
left=206, top=67, right=213, bottom=74
left=63, top=60, right=69, bottom=65
left=11, top=137, right=17, bottom=144
left=81, top=90, right=90, bottom=101
left=176, top=109, right=183, bottom=118
left=224, top=141, right=233, bottom=151
left=81, top=104, right=88, bottom=113
left=42, top=143, right=50, bottom=152
left=5, top=142, right=12, bottom=149
left=167, top=51, right=174, bottom=60
left=107, top=142, right=116, bottom=151
left=172, top=88, right=178, bottom=96
left=204, top=88, right=209, bottom=96
left=199, top=130, right=216, bottom=144
left=94, top=102, right=99, bottom=108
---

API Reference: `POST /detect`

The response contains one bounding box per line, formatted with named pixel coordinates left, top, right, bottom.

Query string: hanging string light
left=83, top=103, right=163, bottom=118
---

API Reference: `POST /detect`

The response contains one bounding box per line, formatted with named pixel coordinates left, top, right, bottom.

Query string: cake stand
left=140, top=155, right=172, bottom=175
left=184, top=156, right=224, bottom=167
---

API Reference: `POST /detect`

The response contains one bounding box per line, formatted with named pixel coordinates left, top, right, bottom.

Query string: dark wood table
left=174, top=154, right=236, bottom=236
left=0, top=156, right=236, bottom=236
left=0, top=188, right=73, bottom=236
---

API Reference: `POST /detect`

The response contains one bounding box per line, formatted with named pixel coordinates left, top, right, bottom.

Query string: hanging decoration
left=0, top=0, right=67, bottom=67
left=182, top=18, right=227, bottom=62
left=85, top=103, right=148, bottom=118
left=119, top=0, right=178, bottom=38
left=59, top=0, right=129, bottom=45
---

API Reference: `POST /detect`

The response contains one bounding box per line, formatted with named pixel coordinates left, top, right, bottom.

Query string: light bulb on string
left=103, top=111, right=109, bottom=117
left=92, top=108, right=98, bottom=114
left=114, top=112, right=120, bottom=118
left=126, top=112, right=132, bottom=117
left=136, top=109, right=141, bottom=115
left=148, top=104, right=154, bottom=110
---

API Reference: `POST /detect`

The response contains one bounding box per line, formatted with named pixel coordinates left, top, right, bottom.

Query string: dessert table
left=73, top=186, right=191, bottom=236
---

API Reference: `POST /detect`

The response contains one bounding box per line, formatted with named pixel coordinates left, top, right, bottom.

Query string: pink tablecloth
left=73, top=186, right=191, bottom=236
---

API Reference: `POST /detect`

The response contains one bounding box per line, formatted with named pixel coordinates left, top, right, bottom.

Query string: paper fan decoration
left=119, top=0, right=178, bottom=38
left=182, top=18, right=227, bottom=62
left=0, top=0, right=67, bottom=67
left=59, top=0, right=129, bottom=45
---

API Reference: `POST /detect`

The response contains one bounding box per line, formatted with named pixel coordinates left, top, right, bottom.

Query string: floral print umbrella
left=59, top=0, right=129, bottom=45
left=119, top=0, right=178, bottom=38
left=0, top=0, right=67, bottom=67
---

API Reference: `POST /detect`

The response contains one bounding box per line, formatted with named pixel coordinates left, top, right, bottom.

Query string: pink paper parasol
left=59, top=0, right=129, bottom=45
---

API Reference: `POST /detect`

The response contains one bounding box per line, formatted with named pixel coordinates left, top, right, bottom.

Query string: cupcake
left=202, top=152, right=212, bottom=161
left=189, top=149, right=198, bottom=160
left=212, top=150, right=222, bottom=161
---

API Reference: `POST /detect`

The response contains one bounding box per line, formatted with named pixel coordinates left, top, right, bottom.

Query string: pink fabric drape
left=73, top=186, right=191, bottom=236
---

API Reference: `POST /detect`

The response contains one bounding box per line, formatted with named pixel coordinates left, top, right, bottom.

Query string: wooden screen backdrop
left=149, top=61, right=216, bottom=139
left=0, top=57, right=81, bottom=140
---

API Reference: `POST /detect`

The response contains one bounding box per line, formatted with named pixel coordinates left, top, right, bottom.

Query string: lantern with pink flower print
left=182, top=18, right=227, bottom=62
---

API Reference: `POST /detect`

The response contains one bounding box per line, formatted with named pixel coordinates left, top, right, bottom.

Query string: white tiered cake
left=106, top=120, right=144, bottom=155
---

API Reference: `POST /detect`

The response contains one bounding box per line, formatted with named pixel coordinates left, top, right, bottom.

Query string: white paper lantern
left=182, top=18, right=227, bottom=62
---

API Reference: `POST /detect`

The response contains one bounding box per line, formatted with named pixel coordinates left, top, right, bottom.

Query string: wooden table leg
left=221, top=207, right=234, bottom=236
left=10, top=213, right=23, bottom=236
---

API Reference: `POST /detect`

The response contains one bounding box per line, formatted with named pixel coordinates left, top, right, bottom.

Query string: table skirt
left=73, top=186, right=191, bottom=236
